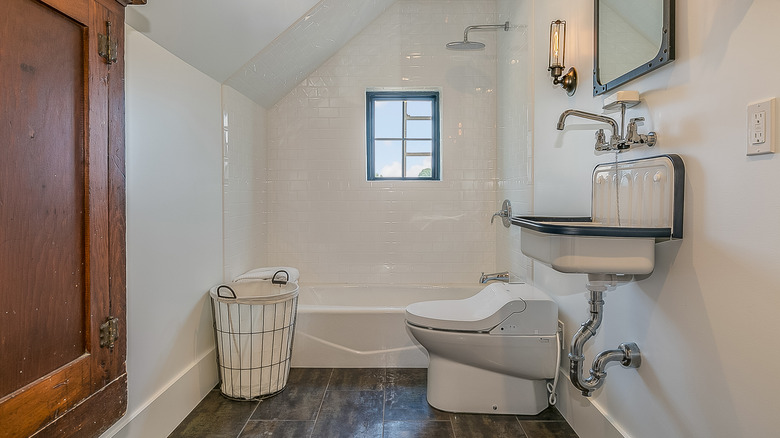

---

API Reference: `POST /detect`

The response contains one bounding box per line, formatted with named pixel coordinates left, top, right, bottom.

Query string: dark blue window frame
left=366, top=91, right=440, bottom=181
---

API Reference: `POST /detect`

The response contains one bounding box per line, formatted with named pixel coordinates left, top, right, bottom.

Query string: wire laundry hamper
left=209, top=271, right=299, bottom=400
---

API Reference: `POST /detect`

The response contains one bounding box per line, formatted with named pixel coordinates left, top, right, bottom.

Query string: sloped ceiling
left=126, top=0, right=322, bottom=82
left=224, top=0, right=397, bottom=108
left=127, top=0, right=397, bottom=108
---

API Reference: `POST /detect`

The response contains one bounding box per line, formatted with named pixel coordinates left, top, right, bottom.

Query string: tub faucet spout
left=480, top=271, right=510, bottom=284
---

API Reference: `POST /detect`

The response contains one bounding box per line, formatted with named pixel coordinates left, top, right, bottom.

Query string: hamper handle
left=271, top=270, right=289, bottom=285
left=216, top=285, right=236, bottom=299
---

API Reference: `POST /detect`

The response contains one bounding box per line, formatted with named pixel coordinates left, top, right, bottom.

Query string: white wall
left=266, top=0, right=500, bottom=284
left=102, top=26, right=223, bottom=438
left=222, top=86, right=268, bottom=281
left=109, top=0, right=780, bottom=435
left=525, top=1, right=780, bottom=437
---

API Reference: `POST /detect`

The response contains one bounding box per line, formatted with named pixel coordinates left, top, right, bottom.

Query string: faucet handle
left=594, top=129, right=611, bottom=151
left=595, top=129, right=620, bottom=152
left=626, top=117, right=645, bottom=143
left=625, top=118, right=656, bottom=147
left=491, top=210, right=507, bottom=223
left=491, top=200, right=512, bottom=227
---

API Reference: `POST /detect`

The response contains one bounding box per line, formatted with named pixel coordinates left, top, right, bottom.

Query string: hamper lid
left=210, top=280, right=299, bottom=304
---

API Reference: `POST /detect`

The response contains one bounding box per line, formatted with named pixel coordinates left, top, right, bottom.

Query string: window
left=366, top=91, right=440, bottom=180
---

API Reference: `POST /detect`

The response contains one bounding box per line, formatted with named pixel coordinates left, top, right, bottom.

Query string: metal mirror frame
left=593, top=0, right=675, bottom=96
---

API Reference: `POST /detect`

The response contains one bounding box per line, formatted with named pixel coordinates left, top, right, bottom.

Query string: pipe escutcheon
left=619, top=342, right=642, bottom=368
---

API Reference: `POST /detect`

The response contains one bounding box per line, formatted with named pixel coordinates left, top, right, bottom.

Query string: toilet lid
left=405, top=283, right=528, bottom=332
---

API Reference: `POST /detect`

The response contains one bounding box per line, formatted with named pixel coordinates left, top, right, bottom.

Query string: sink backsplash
left=591, top=155, right=684, bottom=238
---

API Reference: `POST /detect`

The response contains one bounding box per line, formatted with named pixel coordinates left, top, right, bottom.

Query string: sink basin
left=511, top=216, right=662, bottom=274
left=512, top=155, right=684, bottom=275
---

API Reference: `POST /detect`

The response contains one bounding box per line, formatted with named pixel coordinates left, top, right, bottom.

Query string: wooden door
left=0, top=0, right=134, bottom=436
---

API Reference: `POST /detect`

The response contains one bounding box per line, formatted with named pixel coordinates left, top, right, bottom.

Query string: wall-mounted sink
left=512, top=155, right=684, bottom=275
left=512, top=216, right=660, bottom=274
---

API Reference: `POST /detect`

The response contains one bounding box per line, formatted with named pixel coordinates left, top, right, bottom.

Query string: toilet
left=405, top=283, right=558, bottom=415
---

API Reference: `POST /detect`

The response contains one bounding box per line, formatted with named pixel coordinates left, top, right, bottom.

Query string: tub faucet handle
left=491, top=199, right=512, bottom=228
left=490, top=211, right=507, bottom=223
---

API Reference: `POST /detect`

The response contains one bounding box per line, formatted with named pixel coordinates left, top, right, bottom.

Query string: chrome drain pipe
left=569, top=275, right=642, bottom=397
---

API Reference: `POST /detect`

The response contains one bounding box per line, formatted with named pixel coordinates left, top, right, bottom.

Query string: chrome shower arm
left=463, top=21, right=510, bottom=41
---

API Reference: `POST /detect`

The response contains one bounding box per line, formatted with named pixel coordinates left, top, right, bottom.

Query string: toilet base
left=426, top=355, right=550, bottom=415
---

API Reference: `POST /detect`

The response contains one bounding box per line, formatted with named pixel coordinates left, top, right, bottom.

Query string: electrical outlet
left=752, top=111, right=766, bottom=144
left=557, top=320, right=565, bottom=350
left=747, top=98, right=775, bottom=155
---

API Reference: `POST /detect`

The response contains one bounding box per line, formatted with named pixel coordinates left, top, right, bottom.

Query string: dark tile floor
left=170, top=368, right=579, bottom=438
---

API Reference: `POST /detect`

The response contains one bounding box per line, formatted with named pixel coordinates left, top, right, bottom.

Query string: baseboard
left=99, top=349, right=218, bottom=438
left=553, top=368, right=628, bottom=438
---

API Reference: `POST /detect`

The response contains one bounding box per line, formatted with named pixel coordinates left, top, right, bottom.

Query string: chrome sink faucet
left=480, top=271, right=510, bottom=284
left=558, top=109, right=621, bottom=152
left=557, top=103, right=656, bottom=153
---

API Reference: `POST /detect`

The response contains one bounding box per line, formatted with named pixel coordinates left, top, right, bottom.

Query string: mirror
left=593, top=0, right=674, bottom=96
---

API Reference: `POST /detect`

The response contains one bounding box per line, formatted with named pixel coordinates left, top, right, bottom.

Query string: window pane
left=375, top=140, right=402, bottom=178
left=406, top=140, right=431, bottom=154
left=406, top=100, right=432, bottom=117
left=374, top=100, right=402, bottom=138
left=406, top=119, right=432, bottom=139
left=367, top=91, right=439, bottom=181
left=406, top=156, right=432, bottom=178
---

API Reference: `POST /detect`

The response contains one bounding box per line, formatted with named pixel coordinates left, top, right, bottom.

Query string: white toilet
left=405, top=283, right=559, bottom=415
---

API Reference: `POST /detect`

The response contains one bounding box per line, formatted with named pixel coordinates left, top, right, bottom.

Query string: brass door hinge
left=98, top=21, right=118, bottom=65
left=100, top=316, right=119, bottom=348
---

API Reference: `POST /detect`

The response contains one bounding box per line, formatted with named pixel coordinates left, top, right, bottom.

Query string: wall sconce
left=548, top=20, right=577, bottom=96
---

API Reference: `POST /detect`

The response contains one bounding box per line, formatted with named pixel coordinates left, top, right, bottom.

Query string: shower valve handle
left=491, top=210, right=508, bottom=224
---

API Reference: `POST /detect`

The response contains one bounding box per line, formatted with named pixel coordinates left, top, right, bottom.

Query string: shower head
left=445, top=40, right=486, bottom=51
left=446, top=21, right=510, bottom=51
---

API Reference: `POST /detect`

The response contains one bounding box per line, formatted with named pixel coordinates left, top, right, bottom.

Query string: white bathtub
left=290, top=284, right=483, bottom=368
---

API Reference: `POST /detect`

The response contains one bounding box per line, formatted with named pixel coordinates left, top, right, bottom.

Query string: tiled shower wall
left=222, top=86, right=268, bottom=281
left=496, top=0, right=534, bottom=281
left=266, top=0, right=502, bottom=284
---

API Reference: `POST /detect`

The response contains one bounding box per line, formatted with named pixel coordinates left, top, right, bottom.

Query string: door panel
left=0, top=0, right=87, bottom=396
left=0, top=0, right=128, bottom=436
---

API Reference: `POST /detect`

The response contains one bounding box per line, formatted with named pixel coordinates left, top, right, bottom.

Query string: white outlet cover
left=747, top=98, right=775, bottom=155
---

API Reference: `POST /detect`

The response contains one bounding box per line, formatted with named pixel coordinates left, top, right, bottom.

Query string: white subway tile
left=221, top=0, right=538, bottom=285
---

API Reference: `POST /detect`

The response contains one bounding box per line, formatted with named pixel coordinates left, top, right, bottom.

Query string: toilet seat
left=405, top=283, right=530, bottom=332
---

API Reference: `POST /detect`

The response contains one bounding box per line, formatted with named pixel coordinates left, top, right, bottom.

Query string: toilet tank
left=490, top=284, right=558, bottom=336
